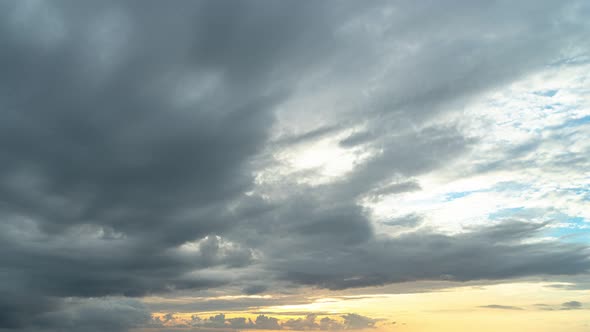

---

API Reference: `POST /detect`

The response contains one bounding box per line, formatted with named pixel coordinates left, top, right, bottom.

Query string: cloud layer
left=150, top=312, right=377, bottom=331
left=0, top=0, right=589, bottom=331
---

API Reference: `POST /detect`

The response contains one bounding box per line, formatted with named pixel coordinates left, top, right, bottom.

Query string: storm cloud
left=1, top=0, right=589, bottom=331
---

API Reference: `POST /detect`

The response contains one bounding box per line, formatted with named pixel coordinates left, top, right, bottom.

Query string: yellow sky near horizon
left=146, top=281, right=589, bottom=332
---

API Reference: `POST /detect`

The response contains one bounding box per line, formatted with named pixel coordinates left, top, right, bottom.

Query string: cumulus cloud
left=282, top=314, right=378, bottom=330
left=152, top=312, right=377, bottom=330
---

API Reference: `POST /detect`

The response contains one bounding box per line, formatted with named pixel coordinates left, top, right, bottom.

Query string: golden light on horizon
left=144, top=281, right=589, bottom=331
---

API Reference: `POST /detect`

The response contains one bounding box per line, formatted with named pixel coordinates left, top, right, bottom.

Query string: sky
left=0, top=1, right=589, bottom=331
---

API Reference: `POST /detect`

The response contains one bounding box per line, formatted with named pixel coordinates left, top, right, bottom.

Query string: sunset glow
left=0, top=1, right=589, bottom=331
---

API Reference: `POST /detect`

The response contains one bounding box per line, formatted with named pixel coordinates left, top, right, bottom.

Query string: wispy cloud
left=479, top=305, right=524, bottom=311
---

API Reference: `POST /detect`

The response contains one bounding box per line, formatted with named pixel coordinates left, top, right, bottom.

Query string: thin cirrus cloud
left=0, top=0, right=589, bottom=331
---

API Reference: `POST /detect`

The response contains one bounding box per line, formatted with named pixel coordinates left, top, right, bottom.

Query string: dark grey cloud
left=241, top=285, right=268, bottom=295
left=368, top=181, right=422, bottom=199
left=0, top=297, right=150, bottom=332
left=333, top=126, right=474, bottom=200
left=1, top=0, right=589, bottom=331
left=37, top=298, right=151, bottom=332
left=0, top=0, right=331, bottom=328
left=339, top=131, right=375, bottom=148
left=382, top=213, right=424, bottom=228
left=266, top=221, right=590, bottom=289
left=275, top=125, right=344, bottom=147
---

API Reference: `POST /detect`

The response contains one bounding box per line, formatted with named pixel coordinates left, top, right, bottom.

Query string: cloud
left=479, top=305, right=524, bottom=310
left=0, top=0, right=589, bottom=331
left=241, top=285, right=268, bottom=295
left=282, top=313, right=378, bottom=330
left=267, top=220, right=590, bottom=290
left=561, top=301, right=583, bottom=310
left=382, top=213, right=424, bottom=228
left=152, top=312, right=377, bottom=330
left=0, top=297, right=150, bottom=332
left=534, top=300, right=585, bottom=311
left=341, top=314, right=378, bottom=330
left=282, top=314, right=322, bottom=330
left=39, top=298, right=151, bottom=332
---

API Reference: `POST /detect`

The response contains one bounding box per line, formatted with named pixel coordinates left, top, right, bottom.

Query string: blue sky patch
left=544, top=216, right=590, bottom=243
